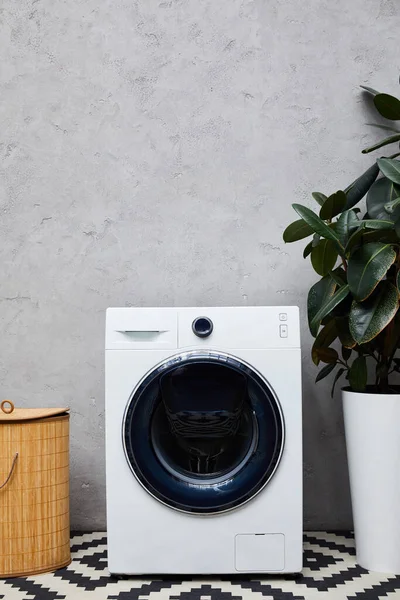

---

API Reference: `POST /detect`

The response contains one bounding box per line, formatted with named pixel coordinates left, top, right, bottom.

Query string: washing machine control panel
left=106, top=306, right=300, bottom=350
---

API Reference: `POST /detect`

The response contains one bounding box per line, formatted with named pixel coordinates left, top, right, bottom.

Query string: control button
left=279, top=313, right=287, bottom=321
left=279, top=324, right=288, bottom=338
left=192, top=316, right=214, bottom=338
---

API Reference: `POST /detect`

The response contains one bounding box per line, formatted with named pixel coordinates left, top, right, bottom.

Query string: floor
left=1, top=532, right=400, bottom=600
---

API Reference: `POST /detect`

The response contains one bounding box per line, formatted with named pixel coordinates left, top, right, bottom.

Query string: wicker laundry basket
left=0, top=400, right=70, bottom=577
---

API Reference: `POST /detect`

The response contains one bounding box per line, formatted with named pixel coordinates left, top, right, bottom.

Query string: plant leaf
left=328, top=267, right=347, bottom=286
left=348, top=355, right=367, bottom=392
left=384, top=197, right=400, bottom=214
left=313, top=347, right=339, bottom=364
left=336, top=317, right=357, bottom=348
left=309, top=284, right=350, bottom=338
left=357, top=219, right=394, bottom=229
left=283, top=219, right=314, bottom=242
left=336, top=209, right=360, bottom=246
left=319, top=191, right=347, bottom=220
left=361, top=229, right=399, bottom=244
left=367, top=177, right=400, bottom=221
left=312, top=319, right=338, bottom=365
left=331, top=367, right=346, bottom=397
left=360, top=85, right=381, bottom=96
left=377, top=158, right=400, bottom=185
left=303, top=240, right=313, bottom=258
left=347, top=243, right=396, bottom=302
left=349, top=281, right=399, bottom=344
left=374, top=94, right=400, bottom=120
left=344, top=163, right=380, bottom=209
left=312, top=192, right=327, bottom=207
left=308, top=276, right=337, bottom=338
left=315, top=362, right=336, bottom=383
left=362, top=133, right=400, bottom=154
left=311, top=239, right=338, bottom=276
left=344, top=225, right=366, bottom=254
left=398, top=271, right=400, bottom=293
left=292, top=204, right=344, bottom=251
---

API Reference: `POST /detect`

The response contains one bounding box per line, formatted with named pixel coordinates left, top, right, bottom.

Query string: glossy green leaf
left=312, top=319, right=338, bottom=365
left=397, top=271, right=400, bottom=293
left=362, top=134, right=400, bottom=154
left=367, top=178, right=400, bottom=221
left=344, top=163, right=380, bottom=209
left=360, top=85, right=381, bottom=96
left=361, top=229, right=399, bottom=245
left=384, top=197, right=400, bottom=214
left=349, top=281, right=399, bottom=344
left=303, top=240, right=313, bottom=258
left=315, top=362, right=336, bottom=383
left=331, top=367, right=346, bottom=397
left=357, top=219, right=394, bottom=229
left=308, top=276, right=337, bottom=338
left=283, top=219, right=314, bottom=242
left=377, top=158, right=400, bottom=185
left=328, top=267, right=347, bottom=286
left=374, top=94, right=400, bottom=120
left=344, top=225, right=366, bottom=254
left=292, top=204, right=344, bottom=251
left=319, top=191, right=347, bottom=220
left=312, top=192, right=327, bottom=207
left=311, top=239, right=338, bottom=276
left=348, top=355, right=367, bottom=392
left=336, top=210, right=360, bottom=246
left=309, top=284, right=350, bottom=338
left=336, top=317, right=357, bottom=349
left=347, top=243, right=396, bottom=301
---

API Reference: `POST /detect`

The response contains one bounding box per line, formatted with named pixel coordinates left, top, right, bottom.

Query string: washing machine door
left=123, top=351, right=284, bottom=514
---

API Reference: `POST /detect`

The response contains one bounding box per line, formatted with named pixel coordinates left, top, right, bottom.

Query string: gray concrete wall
left=1, top=0, right=399, bottom=530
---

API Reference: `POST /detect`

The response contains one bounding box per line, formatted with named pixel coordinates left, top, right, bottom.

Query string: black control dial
left=192, top=316, right=214, bottom=338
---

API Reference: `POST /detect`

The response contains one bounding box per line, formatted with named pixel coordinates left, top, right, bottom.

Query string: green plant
left=283, top=84, right=400, bottom=395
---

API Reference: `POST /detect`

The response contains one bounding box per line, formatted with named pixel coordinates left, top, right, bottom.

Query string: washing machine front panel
left=123, top=351, right=284, bottom=514
left=105, top=307, right=302, bottom=575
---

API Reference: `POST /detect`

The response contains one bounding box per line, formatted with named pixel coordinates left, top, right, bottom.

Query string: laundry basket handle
left=0, top=453, right=18, bottom=490
left=1, top=400, right=14, bottom=414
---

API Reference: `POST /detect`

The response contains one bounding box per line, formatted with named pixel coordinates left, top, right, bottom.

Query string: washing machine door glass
left=123, top=352, right=284, bottom=514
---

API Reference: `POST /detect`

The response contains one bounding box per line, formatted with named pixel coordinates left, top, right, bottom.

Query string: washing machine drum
left=123, top=353, right=284, bottom=514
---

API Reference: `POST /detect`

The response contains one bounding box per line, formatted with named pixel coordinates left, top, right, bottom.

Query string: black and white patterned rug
left=1, top=532, right=400, bottom=599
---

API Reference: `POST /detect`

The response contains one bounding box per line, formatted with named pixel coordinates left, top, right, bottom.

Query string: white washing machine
left=105, top=306, right=302, bottom=575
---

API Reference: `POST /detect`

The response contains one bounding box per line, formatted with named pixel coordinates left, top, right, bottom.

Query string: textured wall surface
left=1, top=0, right=399, bottom=530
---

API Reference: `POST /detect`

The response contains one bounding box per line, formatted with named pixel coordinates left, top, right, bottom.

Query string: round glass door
left=123, top=351, right=284, bottom=514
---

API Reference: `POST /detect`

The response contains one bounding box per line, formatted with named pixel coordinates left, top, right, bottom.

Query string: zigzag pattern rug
left=1, top=532, right=400, bottom=599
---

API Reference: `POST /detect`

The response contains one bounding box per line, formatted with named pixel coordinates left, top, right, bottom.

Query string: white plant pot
left=343, top=388, right=400, bottom=573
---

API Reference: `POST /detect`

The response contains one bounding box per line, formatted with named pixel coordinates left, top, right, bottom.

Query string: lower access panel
left=235, top=534, right=285, bottom=572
